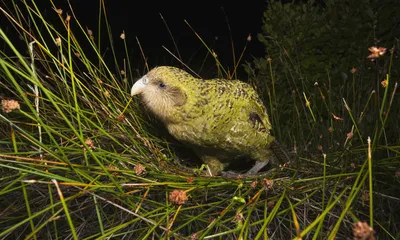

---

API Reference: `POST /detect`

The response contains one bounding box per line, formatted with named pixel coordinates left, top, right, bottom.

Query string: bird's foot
left=246, top=161, right=269, bottom=175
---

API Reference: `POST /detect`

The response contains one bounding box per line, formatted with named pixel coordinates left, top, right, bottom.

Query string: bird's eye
left=142, top=76, right=148, bottom=84
left=158, top=82, right=166, bottom=88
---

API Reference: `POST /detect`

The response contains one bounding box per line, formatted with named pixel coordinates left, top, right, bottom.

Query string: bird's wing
left=239, top=83, right=272, bottom=134
left=248, top=111, right=269, bottom=133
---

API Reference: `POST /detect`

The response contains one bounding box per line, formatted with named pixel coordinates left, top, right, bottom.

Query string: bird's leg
left=201, top=156, right=225, bottom=176
left=246, top=160, right=269, bottom=175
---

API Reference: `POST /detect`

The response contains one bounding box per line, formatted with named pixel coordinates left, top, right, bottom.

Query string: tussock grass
left=0, top=0, right=399, bottom=239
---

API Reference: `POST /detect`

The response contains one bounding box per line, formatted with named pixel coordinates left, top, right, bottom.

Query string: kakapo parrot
left=131, top=66, right=289, bottom=176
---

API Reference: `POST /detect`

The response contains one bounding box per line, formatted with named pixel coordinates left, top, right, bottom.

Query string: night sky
left=0, top=0, right=276, bottom=77
left=34, top=1, right=269, bottom=75
left=105, top=1, right=267, bottom=60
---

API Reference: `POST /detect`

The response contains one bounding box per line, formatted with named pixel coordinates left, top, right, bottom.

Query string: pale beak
left=131, top=76, right=148, bottom=96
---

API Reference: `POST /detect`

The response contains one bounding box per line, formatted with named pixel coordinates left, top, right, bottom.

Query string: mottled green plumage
left=131, top=66, right=286, bottom=175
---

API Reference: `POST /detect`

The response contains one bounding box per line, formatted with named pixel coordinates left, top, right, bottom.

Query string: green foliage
left=0, top=0, right=399, bottom=239
left=252, top=0, right=399, bottom=81
left=243, top=0, right=400, bottom=238
left=245, top=0, right=400, bottom=149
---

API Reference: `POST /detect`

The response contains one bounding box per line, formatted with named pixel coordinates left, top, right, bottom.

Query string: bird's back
left=167, top=78, right=275, bottom=160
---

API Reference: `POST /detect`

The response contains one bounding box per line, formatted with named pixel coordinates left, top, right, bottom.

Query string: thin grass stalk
left=95, top=0, right=103, bottom=69
left=198, top=201, right=235, bottom=239
left=231, top=36, right=250, bottom=80
left=160, top=13, right=183, bottom=65
left=24, top=208, right=64, bottom=240
left=0, top=41, right=72, bottom=167
left=343, top=98, right=364, bottom=146
left=11, top=123, right=37, bottom=240
left=172, top=202, right=222, bottom=235
left=267, top=58, right=281, bottom=139
left=165, top=190, right=171, bottom=240
left=121, top=32, right=134, bottom=88
left=0, top=190, right=81, bottom=238
left=374, top=73, right=390, bottom=146
left=358, top=90, right=375, bottom=124
left=287, top=196, right=301, bottom=239
left=312, top=153, right=328, bottom=239
left=327, top=168, right=369, bottom=239
left=99, top=0, right=122, bottom=81
left=161, top=46, right=201, bottom=78
left=1, top=38, right=122, bottom=186
left=301, top=186, right=350, bottom=237
left=313, top=178, right=341, bottom=239
left=93, top=196, right=105, bottom=235
left=135, top=36, right=149, bottom=72
left=48, top=183, right=59, bottom=239
left=141, top=215, right=169, bottom=240
left=367, top=137, right=373, bottom=228
left=239, top=188, right=263, bottom=239
left=64, top=15, right=85, bottom=165
left=254, top=189, right=286, bottom=240
left=303, top=92, right=316, bottom=122
left=168, top=205, right=182, bottom=232
left=28, top=41, right=42, bottom=158
left=184, top=20, right=227, bottom=77
left=79, top=189, right=179, bottom=237
left=220, top=7, right=236, bottom=79
left=53, top=179, right=77, bottom=240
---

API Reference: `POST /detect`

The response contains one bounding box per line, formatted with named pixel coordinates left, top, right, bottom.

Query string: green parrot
left=131, top=66, right=288, bottom=176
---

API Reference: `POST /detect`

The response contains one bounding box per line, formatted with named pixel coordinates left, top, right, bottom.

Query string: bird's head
left=131, top=66, right=194, bottom=122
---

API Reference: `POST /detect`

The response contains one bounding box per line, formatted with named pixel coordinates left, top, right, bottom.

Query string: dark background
left=29, top=1, right=271, bottom=76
